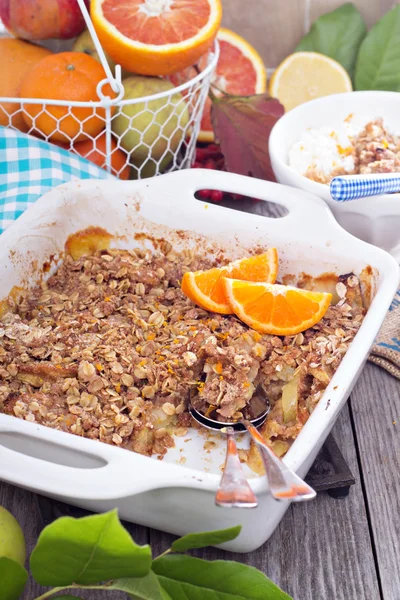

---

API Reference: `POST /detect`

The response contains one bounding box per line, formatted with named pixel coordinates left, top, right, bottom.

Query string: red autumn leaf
left=211, top=94, right=284, bottom=181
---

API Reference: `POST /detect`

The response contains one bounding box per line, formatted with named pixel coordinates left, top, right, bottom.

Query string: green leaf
left=51, top=596, right=84, bottom=599
left=296, top=3, right=366, bottom=76
left=30, top=509, right=152, bottom=586
left=110, top=571, right=166, bottom=600
left=153, top=555, right=292, bottom=600
left=170, top=526, right=241, bottom=553
left=355, top=5, right=400, bottom=90
left=0, top=557, right=28, bottom=600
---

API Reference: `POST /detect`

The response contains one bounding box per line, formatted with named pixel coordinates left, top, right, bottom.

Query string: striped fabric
left=330, top=173, right=400, bottom=202
left=0, top=127, right=113, bottom=234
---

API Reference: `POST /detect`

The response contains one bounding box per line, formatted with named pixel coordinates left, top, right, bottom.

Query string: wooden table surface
left=1, top=199, right=399, bottom=600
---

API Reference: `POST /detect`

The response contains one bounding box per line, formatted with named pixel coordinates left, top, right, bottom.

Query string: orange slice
left=181, top=249, right=278, bottom=314
left=224, top=279, right=332, bottom=335
left=91, top=0, right=222, bottom=76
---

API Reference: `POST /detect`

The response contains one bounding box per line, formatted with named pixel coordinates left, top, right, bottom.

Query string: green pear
left=112, top=75, right=189, bottom=164
left=130, top=154, right=173, bottom=179
left=73, top=30, right=117, bottom=74
left=0, top=506, right=26, bottom=566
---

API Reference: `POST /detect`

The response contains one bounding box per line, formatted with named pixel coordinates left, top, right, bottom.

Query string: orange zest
left=91, top=0, right=222, bottom=76
left=223, top=279, right=332, bottom=335
left=181, top=249, right=278, bottom=314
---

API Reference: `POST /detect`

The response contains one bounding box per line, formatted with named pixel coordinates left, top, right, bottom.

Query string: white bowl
left=269, top=91, right=400, bottom=261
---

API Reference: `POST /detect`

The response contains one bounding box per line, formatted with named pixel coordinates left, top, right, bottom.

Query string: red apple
left=0, top=0, right=90, bottom=40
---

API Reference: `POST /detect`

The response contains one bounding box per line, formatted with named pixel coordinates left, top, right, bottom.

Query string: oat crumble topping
left=0, top=245, right=366, bottom=465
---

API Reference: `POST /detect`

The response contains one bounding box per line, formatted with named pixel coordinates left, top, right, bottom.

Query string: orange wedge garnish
left=181, top=249, right=278, bottom=314
left=223, top=279, right=332, bottom=335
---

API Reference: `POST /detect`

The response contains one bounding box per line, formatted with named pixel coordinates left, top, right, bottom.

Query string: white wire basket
left=0, top=0, right=218, bottom=179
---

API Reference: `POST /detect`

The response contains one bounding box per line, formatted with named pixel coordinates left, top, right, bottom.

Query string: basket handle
left=76, top=0, right=123, bottom=97
left=0, top=419, right=204, bottom=500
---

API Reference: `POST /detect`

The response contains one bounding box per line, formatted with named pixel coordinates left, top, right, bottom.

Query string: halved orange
left=91, top=0, right=222, bottom=76
left=181, top=249, right=278, bottom=314
left=224, top=279, right=332, bottom=335
left=269, top=52, right=352, bottom=112
left=199, top=28, right=267, bottom=142
left=171, top=28, right=267, bottom=142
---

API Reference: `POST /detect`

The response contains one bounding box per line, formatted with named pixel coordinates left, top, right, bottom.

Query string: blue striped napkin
left=0, top=127, right=113, bottom=234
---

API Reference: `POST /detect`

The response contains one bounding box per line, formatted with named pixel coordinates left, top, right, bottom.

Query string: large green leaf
left=110, top=572, right=166, bottom=600
left=0, top=557, right=28, bottom=600
left=296, top=3, right=366, bottom=76
left=355, top=5, right=400, bottom=90
left=153, top=555, right=292, bottom=600
left=171, top=526, right=241, bottom=553
left=30, top=510, right=152, bottom=586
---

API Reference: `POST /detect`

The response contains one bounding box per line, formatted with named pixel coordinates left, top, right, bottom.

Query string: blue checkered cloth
left=0, top=127, right=113, bottom=234
left=330, top=173, right=400, bottom=202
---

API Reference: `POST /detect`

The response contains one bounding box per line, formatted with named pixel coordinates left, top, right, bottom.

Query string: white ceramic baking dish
left=0, top=169, right=398, bottom=552
left=269, top=91, right=400, bottom=261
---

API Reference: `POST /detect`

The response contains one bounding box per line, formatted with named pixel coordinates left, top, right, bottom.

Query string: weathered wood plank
left=309, top=0, right=393, bottom=29
left=350, top=362, right=400, bottom=600
left=221, top=0, right=307, bottom=68
left=149, top=405, right=380, bottom=600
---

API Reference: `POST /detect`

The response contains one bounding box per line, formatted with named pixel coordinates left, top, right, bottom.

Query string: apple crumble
left=0, top=244, right=365, bottom=460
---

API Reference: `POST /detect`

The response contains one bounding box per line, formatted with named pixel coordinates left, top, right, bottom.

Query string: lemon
left=0, top=506, right=26, bottom=566
left=112, top=75, right=189, bottom=163
left=269, top=51, right=352, bottom=111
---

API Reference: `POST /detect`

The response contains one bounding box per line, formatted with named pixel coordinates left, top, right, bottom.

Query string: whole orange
left=20, top=51, right=116, bottom=143
left=0, top=38, right=52, bottom=132
left=73, top=133, right=130, bottom=179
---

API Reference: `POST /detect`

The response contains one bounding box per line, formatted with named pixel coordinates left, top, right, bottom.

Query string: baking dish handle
left=0, top=421, right=207, bottom=500
left=166, top=169, right=330, bottom=221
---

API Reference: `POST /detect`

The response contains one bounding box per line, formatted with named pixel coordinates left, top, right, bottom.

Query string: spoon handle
left=243, top=421, right=316, bottom=502
left=330, top=173, right=400, bottom=202
left=215, top=428, right=258, bottom=508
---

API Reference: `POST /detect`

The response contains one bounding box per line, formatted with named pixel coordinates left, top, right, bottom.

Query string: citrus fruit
left=0, top=38, right=52, bottom=132
left=73, top=133, right=130, bottom=179
left=0, top=506, right=26, bottom=566
left=91, top=0, right=222, bottom=76
left=223, top=279, right=332, bottom=335
left=112, top=75, right=189, bottom=162
left=199, top=28, right=267, bottom=142
left=20, top=51, right=116, bottom=143
left=181, top=249, right=278, bottom=314
left=269, top=51, right=352, bottom=112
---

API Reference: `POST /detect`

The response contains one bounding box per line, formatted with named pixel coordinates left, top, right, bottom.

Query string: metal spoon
left=190, top=384, right=269, bottom=508
left=190, top=384, right=316, bottom=505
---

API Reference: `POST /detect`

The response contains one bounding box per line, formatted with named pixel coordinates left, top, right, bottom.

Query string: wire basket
left=0, top=0, right=218, bottom=179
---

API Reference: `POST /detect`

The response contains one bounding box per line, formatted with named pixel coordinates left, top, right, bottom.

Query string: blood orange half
left=91, top=0, right=222, bottom=76
left=199, top=28, right=267, bottom=142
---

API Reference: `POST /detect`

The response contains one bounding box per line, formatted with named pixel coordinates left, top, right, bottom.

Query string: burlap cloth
left=369, top=288, right=400, bottom=378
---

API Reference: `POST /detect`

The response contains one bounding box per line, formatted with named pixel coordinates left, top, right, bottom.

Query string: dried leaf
left=211, top=94, right=284, bottom=181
